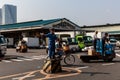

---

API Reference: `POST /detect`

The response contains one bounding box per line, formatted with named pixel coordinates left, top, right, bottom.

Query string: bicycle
left=62, top=52, right=75, bottom=65
left=45, top=50, right=75, bottom=65
left=45, top=41, right=75, bottom=65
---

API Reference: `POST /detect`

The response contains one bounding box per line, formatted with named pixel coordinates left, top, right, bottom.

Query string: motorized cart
left=80, top=39, right=116, bottom=62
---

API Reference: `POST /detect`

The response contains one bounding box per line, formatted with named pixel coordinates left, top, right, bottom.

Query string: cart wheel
left=64, top=54, right=75, bottom=65
left=46, top=48, right=48, bottom=54
left=77, top=46, right=82, bottom=52
left=25, top=49, right=28, bottom=52
left=16, top=49, right=18, bottom=52
left=104, top=58, right=113, bottom=62
left=108, top=58, right=113, bottom=62
left=0, top=54, right=5, bottom=57
left=81, top=58, right=90, bottom=63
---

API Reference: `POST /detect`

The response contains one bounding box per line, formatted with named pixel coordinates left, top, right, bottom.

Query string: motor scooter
left=16, top=40, right=28, bottom=53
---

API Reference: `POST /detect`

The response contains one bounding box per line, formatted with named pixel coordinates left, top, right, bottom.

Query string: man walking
left=93, top=31, right=98, bottom=50
left=45, top=28, right=57, bottom=59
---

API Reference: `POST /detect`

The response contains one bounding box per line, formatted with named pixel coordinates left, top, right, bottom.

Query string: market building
left=0, top=18, right=81, bottom=47
left=81, top=23, right=120, bottom=40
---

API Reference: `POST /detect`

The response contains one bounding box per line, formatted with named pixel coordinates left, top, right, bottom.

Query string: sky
left=0, top=0, right=120, bottom=26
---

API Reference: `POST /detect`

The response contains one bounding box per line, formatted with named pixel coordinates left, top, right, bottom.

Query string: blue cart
left=80, top=39, right=116, bottom=62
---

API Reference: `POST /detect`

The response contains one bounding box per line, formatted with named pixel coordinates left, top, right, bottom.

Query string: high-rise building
left=2, top=4, right=17, bottom=24
left=0, top=9, right=2, bottom=25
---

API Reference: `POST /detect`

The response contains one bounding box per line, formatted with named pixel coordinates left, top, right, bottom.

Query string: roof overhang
left=107, top=31, right=120, bottom=35
left=0, top=26, right=43, bottom=32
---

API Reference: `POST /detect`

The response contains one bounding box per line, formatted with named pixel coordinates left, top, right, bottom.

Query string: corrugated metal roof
left=108, top=31, right=120, bottom=35
left=0, top=18, right=62, bottom=30
left=81, top=23, right=120, bottom=28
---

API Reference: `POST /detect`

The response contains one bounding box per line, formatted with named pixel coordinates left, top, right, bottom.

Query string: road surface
left=0, top=48, right=120, bottom=80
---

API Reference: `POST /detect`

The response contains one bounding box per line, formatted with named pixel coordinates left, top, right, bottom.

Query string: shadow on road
left=62, top=64, right=88, bottom=67
left=112, top=60, right=120, bottom=63
left=81, top=59, right=120, bottom=63
left=0, top=55, right=25, bottom=61
left=81, top=72, right=110, bottom=76
left=82, top=72, right=110, bottom=76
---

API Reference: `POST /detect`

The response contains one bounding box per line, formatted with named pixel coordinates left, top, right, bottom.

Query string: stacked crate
left=43, top=58, right=62, bottom=73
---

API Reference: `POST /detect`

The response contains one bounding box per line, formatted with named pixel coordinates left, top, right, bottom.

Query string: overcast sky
left=0, top=0, right=120, bottom=26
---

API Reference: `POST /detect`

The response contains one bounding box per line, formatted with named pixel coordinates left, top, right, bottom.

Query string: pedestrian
left=45, top=28, right=57, bottom=59
left=102, top=32, right=109, bottom=55
left=93, top=31, right=98, bottom=50
left=55, top=38, right=63, bottom=58
left=102, top=33, right=109, bottom=46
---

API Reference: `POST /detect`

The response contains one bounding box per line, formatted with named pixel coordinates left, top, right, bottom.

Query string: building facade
left=0, top=18, right=81, bottom=47
left=2, top=4, right=17, bottom=24
left=0, top=9, right=2, bottom=25
left=81, top=24, right=120, bottom=40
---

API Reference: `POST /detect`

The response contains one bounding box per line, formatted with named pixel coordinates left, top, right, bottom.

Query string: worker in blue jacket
left=102, top=32, right=109, bottom=56
left=45, top=28, right=57, bottom=59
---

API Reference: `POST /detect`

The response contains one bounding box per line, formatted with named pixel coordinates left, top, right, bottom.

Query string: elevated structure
left=2, top=4, right=17, bottom=24
left=0, top=9, right=2, bottom=25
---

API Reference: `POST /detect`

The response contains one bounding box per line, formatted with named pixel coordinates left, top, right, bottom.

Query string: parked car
left=0, top=35, right=7, bottom=57
left=109, top=38, right=120, bottom=48
left=116, top=40, right=120, bottom=48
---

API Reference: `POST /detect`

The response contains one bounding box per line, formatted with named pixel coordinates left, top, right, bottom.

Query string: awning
left=107, top=31, right=120, bottom=35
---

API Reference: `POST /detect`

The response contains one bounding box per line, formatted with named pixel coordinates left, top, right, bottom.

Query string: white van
left=0, top=35, right=7, bottom=57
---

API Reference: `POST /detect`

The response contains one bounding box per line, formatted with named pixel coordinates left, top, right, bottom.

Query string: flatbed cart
left=80, top=39, right=116, bottom=62
left=80, top=53, right=115, bottom=62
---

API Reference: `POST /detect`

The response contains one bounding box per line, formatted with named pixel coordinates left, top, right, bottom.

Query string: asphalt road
left=0, top=48, right=120, bottom=80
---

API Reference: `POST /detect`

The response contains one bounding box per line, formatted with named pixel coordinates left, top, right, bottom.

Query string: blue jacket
left=45, top=33, right=57, bottom=49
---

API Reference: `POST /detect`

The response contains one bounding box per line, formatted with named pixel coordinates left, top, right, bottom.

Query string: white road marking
left=38, top=67, right=82, bottom=80
left=11, top=59, right=23, bottom=62
left=32, top=55, right=47, bottom=58
left=102, top=63, right=115, bottom=66
left=116, top=53, right=120, bottom=57
left=18, top=58, right=34, bottom=61
left=0, top=70, right=40, bottom=80
left=37, top=66, right=41, bottom=69
left=12, top=75, right=35, bottom=80
left=33, top=55, right=39, bottom=57
left=30, top=55, right=47, bottom=60
left=0, top=55, right=47, bottom=63
left=2, top=60, right=12, bottom=63
left=115, top=50, right=120, bottom=52
left=22, top=58, right=34, bottom=61
left=75, top=66, right=89, bottom=70
left=12, top=76, right=22, bottom=80
left=33, top=58, right=42, bottom=60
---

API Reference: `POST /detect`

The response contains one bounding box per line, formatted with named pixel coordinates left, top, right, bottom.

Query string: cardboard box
left=88, top=49, right=100, bottom=56
left=88, top=49, right=96, bottom=56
